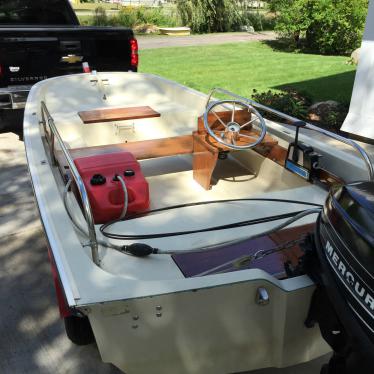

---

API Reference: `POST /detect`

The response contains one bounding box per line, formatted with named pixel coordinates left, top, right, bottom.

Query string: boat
left=23, top=15, right=374, bottom=374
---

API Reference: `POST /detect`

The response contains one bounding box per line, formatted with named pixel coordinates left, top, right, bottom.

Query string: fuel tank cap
left=90, top=174, right=106, bottom=185
left=124, top=169, right=135, bottom=177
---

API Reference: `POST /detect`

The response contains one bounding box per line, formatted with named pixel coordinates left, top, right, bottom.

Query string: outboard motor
left=304, top=182, right=374, bottom=374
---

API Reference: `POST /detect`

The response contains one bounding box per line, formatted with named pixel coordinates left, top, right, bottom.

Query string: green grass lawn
left=139, top=41, right=356, bottom=104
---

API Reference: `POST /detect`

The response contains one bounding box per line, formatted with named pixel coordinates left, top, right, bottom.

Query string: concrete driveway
left=137, top=31, right=276, bottom=50
left=0, top=131, right=329, bottom=373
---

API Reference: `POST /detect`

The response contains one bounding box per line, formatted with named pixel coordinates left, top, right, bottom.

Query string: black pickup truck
left=0, top=0, right=138, bottom=131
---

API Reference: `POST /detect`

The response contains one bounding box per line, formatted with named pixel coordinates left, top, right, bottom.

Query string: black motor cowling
left=306, top=182, right=374, bottom=374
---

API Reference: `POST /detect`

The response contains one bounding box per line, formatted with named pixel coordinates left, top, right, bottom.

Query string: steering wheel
left=203, top=100, right=267, bottom=150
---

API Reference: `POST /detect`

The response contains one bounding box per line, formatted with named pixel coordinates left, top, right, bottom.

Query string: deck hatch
left=172, top=224, right=313, bottom=278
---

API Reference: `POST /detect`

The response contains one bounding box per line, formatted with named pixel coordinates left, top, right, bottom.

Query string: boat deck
left=95, top=170, right=326, bottom=281
left=173, top=223, right=314, bottom=279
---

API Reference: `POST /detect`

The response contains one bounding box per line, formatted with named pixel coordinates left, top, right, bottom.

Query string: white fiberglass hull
left=88, top=279, right=327, bottom=374
left=24, top=72, right=374, bottom=373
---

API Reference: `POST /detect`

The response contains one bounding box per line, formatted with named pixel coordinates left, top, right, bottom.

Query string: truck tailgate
left=0, top=26, right=135, bottom=87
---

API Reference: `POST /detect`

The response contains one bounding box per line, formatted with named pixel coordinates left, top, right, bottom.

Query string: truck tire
left=0, top=109, right=24, bottom=139
left=64, top=315, right=95, bottom=345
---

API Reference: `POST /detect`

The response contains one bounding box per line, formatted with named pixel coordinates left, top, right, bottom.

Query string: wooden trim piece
left=254, top=143, right=288, bottom=166
left=205, top=130, right=278, bottom=150
left=316, top=168, right=345, bottom=187
left=78, top=106, right=161, bottom=124
left=54, top=135, right=193, bottom=172
left=192, top=132, right=219, bottom=190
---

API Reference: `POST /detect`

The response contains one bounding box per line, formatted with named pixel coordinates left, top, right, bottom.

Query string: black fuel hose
left=100, top=196, right=323, bottom=240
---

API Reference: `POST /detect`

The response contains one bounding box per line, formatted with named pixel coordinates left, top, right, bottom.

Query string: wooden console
left=192, top=112, right=279, bottom=190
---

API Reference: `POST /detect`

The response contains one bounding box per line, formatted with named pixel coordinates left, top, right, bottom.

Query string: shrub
left=308, top=101, right=349, bottom=130
left=305, top=0, right=368, bottom=55
left=92, top=7, right=111, bottom=26
left=176, top=0, right=242, bottom=33
left=324, top=106, right=349, bottom=130
left=241, top=11, right=276, bottom=31
left=86, top=6, right=179, bottom=28
left=126, top=6, right=178, bottom=27
left=252, top=88, right=348, bottom=129
left=115, top=7, right=138, bottom=27
left=78, top=15, right=91, bottom=26
left=275, top=0, right=368, bottom=55
left=251, top=88, right=312, bottom=121
left=267, top=0, right=292, bottom=13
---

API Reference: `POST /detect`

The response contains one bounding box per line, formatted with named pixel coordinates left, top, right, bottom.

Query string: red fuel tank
left=74, top=152, right=150, bottom=224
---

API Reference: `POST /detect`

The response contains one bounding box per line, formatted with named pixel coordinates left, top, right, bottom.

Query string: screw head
left=256, top=287, right=270, bottom=306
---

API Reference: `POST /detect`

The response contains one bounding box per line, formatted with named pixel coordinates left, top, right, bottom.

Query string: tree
left=267, top=0, right=292, bottom=13
left=275, top=0, right=368, bottom=55
left=176, top=0, right=242, bottom=33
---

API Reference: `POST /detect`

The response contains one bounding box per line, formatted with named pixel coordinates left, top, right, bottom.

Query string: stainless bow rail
left=207, top=87, right=374, bottom=182
left=41, top=101, right=100, bottom=266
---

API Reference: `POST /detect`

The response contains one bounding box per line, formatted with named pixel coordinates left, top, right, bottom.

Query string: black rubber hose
left=122, top=197, right=323, bottom=221
left=100, top=209, right=307, bottom=240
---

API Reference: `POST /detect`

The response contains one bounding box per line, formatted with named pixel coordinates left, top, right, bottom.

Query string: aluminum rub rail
left=207, top=87, right=374, bottom=182
left=41, top=101, right=100, bottom=266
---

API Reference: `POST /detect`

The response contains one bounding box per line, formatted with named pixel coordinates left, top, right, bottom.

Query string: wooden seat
left=54, top=135, right=194, bottom=175
left=78, top=106, right=161, bottom=124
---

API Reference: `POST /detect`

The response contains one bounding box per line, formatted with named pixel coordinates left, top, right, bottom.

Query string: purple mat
left=172, top=235, right=286, bottom=278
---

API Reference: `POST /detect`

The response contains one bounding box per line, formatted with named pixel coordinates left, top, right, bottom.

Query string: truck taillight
left=130, top=38, right=138, bottom=69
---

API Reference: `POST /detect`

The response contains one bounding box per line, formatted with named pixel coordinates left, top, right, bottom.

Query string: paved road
left=137, top=31, right=276, bottom=50
left=0, top=131, right=329, bottom=373
left=0, top=132, right=121, bottom=374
